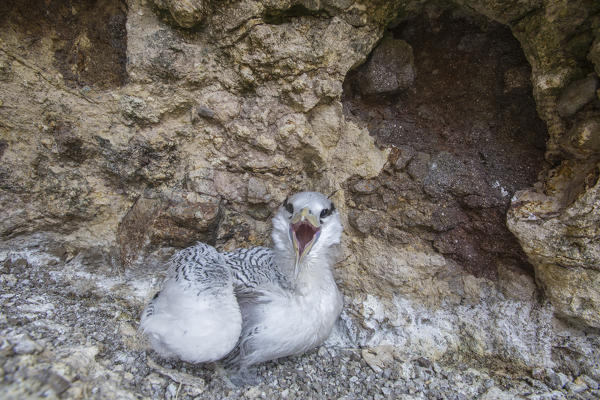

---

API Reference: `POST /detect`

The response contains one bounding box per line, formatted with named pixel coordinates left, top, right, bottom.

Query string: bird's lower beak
left=289, top=207, right=321, bottom=278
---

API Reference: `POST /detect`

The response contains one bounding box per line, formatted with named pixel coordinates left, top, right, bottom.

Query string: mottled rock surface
left=556, top=75, right=599, bottom=117
left=357, top=35, right=415, bottom=96
left=343, top=10, right=547, bottom=281
left=1, top=250, right=599, bottom=399
left=1, top=0, right=600, bottom=396
left=508, top=161, right=600, bottom=328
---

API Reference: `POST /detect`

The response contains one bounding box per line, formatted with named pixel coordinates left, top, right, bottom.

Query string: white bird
left=140, top=191, right=343, bottom=377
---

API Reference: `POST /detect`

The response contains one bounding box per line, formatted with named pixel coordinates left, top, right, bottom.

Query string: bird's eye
left=320, top=202, right=335, bottom=219
left=283, top=198, right=294, bottom=214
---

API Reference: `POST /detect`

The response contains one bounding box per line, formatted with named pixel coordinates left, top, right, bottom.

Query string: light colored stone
left=163, top=0, right=209, bottom=28
left=562, top=116, right=600, bottom=156
left=497, top=263, right=536, bottom=302
left=567, top=380, right=588, bottom=393
left=547, top=371, right=570, bottom=389
left=508, top=161, right=600, bottom=328
left=247, top=177, right=271, bottom=204
left=63, top=346, right=99, bottom=372
left=556, top=75, right=599, bottom=117
left=577, top=374, right=598, bottom=390
left=361, top=345, right=398, bottom=373
left=535, top=264, right=600, bottom=328
left=12, top=334, right=42, bottom=355
left=309, top=103, right=344, bottom=148
left=480, top=386, right=517, bottom=400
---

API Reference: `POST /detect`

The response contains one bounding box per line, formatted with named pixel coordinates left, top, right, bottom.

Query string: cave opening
left=0, top=0, right=128, bottom=89
left=342, top=8, right=549, bottom=279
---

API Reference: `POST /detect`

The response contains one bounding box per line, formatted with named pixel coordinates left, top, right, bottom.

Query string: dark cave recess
left=343, top=10, right=549, bottom=279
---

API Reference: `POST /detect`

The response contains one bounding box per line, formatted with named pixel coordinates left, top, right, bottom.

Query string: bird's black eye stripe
left=283, top=197, right=294, bottom=214
left=320, top=202, right=335, bottom=219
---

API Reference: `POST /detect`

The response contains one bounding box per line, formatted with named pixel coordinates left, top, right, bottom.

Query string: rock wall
left=1, top=0, right=600, bottom=382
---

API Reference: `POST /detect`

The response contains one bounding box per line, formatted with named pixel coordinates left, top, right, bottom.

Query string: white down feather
left=140, top=273, right=242, bottom=363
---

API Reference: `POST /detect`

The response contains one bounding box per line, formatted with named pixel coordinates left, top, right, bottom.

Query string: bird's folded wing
left=223, top=246, right=291, bottom=290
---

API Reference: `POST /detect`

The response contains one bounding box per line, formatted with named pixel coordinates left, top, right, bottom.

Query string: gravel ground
left=1, top=254, right=599, bottom=400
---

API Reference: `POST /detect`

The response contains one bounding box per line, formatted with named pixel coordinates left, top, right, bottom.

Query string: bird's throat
left=293, top=222, right=319, bottom=256
left=290, top=220, right=321, bottom=278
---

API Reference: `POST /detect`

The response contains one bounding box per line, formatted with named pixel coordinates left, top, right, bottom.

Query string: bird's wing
left=140, top=243, right=242, bottom=363
left=220, top=247, right=293, bottom=369
left=222, top=246, right=291, bottom=290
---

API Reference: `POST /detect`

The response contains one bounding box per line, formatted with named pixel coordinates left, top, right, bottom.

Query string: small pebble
left=245, top=386, right=262, bottom=399
left=566, top=381, right=587, bottom=393
left=317, top=346, right=328, bottom=358
left=195, top=106, right=215, bottom=119
left=577, top=375, right=598, bottom=390
left=12, top=334, right=42, bottom=355
left=165, top=382, right=178, bottom=399
left=547, top=371, right=569, bottom=389
left=45, top=372, right=71, bottom=395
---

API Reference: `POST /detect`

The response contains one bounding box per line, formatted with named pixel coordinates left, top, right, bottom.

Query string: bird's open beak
left=289, top=207, right=321, bottom=278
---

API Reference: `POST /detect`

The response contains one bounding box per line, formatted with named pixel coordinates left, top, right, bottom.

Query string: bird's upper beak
left=289, top=207, right=321, bottom=275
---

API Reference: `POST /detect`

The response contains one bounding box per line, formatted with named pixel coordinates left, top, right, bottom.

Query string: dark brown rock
left=343, top=10, right=545, bottom=279
left=352, top=180, right=379, bottom=194
left=391, top=146, right=416, bottom=170
left=0, top=140, right=7, bottom=159
left=118, top=193, right=220, bottom=269
left=0, top=0, right=127, bottom=89
left=348, top=209, right=380, bottom=235
left=358, top=36, right=415, bottom=96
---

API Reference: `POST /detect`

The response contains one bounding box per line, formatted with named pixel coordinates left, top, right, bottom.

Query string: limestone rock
left=118, top=192, right=220, bottom=269
left=562, top=116, right=600, bottom=156
left=536, top=263, right=600, bottom=328
left=556, top=75, right=599, bottom=117
left=155, top=0, right=211, bottom=28
left=509, top=0, right=600, bottom=159
left=547, top=371, right=570, bottom=390
left=2, top=0, right=600, bottom=387
left=497, top=262, right=537, bottom=302
left=508, top=161, right=600, bottom=328
left=247, top=177, right=271, bottom=204
left=11, top=334, right=43, bottom=355
left=479, top=386, right=515, bottom=400
left=348, top=209, right=380, bottom=235
left=361, top=345, right=400, bottom=373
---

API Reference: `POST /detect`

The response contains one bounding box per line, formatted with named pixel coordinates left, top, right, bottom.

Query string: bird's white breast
left=243, top=271, right=342, bottom=366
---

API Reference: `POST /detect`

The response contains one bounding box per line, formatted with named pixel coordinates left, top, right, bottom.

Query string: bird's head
left=271, top=191, right=342, bottom=278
